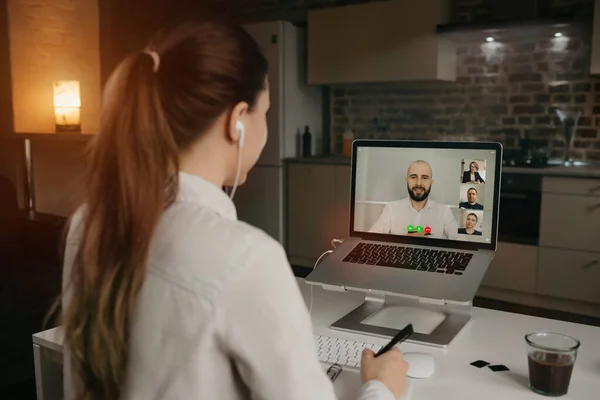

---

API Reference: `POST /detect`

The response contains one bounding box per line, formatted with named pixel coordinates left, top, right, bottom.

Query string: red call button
left=424, top=226, right=432, bottom=234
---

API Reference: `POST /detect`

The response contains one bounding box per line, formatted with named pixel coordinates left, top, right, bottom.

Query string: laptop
left=306, top=139, right=503, bottom=305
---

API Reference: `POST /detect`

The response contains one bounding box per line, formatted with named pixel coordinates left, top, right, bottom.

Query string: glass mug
left=525, top=332, right=581, bottom=397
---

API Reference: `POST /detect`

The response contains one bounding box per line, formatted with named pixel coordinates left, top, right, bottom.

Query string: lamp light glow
left=53, top=80, right=81, bottom=133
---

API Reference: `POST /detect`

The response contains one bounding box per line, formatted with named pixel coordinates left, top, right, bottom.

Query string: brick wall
left=331, top=33, right=600, bottom=161
left=326, top=0, right=600, bottom=161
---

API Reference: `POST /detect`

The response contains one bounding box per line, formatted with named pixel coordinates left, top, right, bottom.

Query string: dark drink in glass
left=525, top=332, right=580, bottom=397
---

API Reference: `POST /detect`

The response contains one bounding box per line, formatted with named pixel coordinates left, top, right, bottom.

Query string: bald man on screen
left=368, top=160, right=458, bottom=240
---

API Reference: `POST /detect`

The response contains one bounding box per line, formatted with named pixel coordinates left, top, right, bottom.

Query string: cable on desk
left=330, top=238, right=344, bottom=248
left=309, top=238, right=343, bottom=315
left=309, top=250, right=331, bottom=315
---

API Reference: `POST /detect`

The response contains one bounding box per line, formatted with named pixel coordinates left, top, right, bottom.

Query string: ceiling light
left=554, top=32, right=564, bottom=38
left=486, top=37, right=495, bottom=42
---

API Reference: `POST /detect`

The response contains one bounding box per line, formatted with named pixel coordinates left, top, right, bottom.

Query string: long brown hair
left=60, top=17, right=268, bottom=400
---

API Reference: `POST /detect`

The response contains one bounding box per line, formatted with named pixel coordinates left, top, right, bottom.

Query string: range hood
left=436, top=16, right=586, bottom=43
left=436, top=0, right=589, bottom=43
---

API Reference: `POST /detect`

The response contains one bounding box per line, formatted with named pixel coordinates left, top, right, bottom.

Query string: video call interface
left=353, top=146, right=497, bottom=244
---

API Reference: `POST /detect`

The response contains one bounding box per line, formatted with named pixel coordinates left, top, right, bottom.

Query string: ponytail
left=62, top=52, right=178, bottom=400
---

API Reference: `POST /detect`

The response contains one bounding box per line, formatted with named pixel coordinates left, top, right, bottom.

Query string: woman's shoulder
left=163, top=201, right=276, bottom=252
left=148, top=202, right=285, bottom=293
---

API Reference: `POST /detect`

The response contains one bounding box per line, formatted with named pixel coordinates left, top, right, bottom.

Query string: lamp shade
left=53, top=80, right=81, bottom=132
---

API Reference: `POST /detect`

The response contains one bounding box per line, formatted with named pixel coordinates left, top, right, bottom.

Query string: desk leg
left=33, top=344, right=64, bottom=400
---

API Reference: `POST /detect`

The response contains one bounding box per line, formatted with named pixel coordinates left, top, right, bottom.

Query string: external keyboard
left=315, top=334, right=381, bottom=369
left=342, top=243, right=472, bottom=275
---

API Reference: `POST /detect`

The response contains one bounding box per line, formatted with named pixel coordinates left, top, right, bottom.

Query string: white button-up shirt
left=368, top=197, right=458, bottom=240
left=62, top=172, right=393, bottom=400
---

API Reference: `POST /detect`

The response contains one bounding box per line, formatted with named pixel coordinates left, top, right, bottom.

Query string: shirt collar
left=175, top=171, right=237, bottom=220
left=405, top=196, right=434, bottom=212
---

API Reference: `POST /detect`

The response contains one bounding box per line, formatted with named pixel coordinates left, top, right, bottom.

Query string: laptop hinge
left=418, top=297, right=446, bottom=306
left=321, top=284, right=347, bottom=292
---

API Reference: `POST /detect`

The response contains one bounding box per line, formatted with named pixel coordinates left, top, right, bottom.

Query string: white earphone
left=229, top=120, right=245, bottom=200
left=236, top=120, right=245, bottom=148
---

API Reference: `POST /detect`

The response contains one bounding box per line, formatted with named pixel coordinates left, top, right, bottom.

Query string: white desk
left=302, top=278, right=600, bottom=400
left=33, top=277, right=600, bottom=400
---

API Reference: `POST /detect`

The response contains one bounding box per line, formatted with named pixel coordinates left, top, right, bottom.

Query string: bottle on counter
left=302, top=125, right=312, bottom=157
left=342, top=128, right=354, bottom=157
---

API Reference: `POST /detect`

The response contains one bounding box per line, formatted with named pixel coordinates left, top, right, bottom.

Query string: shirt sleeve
left=217, top=237, right=394, bottom=400
left=368, top=203, right=392, bottom=234
left=477, top=172, right=485, bottom=183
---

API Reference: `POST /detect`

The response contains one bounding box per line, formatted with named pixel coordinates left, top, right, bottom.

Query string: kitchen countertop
left=285, top=155, right=600, bottom=179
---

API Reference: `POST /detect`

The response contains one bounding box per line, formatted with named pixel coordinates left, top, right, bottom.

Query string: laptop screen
left=350, top=140, right=501, bottom=249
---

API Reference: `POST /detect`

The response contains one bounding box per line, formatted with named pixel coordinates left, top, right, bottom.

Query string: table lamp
left=54, top=80, right=81, bottom=133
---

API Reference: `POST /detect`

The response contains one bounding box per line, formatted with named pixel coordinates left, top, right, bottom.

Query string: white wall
left=353, top=146, right=497, bottom=241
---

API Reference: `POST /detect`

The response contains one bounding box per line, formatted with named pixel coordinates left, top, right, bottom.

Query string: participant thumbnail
left=458, top=185, right=484, bottom=210
left=458, top=210, right=483, bottom=236
left=461, top=159, right=486, bottom=184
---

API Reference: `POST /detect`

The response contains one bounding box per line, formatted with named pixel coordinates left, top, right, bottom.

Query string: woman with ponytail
left=60, top=16, right=408, bottom=400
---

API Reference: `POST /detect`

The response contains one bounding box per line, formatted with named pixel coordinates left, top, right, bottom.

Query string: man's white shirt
left=368, top=197, right=458, bottom=240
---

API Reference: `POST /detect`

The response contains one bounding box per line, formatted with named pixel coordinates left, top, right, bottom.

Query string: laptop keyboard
left=341, top=243, right=472, bottom=275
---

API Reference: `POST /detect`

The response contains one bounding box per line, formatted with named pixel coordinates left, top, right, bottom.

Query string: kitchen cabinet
left=542, top=176, right=600, bottom=197
left=539, top=192, right=600, bottom=252
left=307, top=0, right=455, bottom=84
left=234, top=166, right=282, bottom=243
left=480, top=242, right=537, bottom=294
left=538, top=248, right=600, bottom=304
left=333, top=165, right=351, bottom=240
left=286, top=163, right=337, bottom=267
left=286, top=164, right=351, bottom=267
left=538, top=176, right=600, bottom=305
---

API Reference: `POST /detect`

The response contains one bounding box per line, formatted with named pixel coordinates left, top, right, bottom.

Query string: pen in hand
left=375, top=323, right=414, bottom=357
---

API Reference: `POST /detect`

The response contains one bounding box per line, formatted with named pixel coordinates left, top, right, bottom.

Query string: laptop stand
left=329, top=291, right=472, bottom=348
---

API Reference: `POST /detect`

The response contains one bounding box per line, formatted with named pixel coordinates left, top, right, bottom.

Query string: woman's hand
left=360, top=347, right=409, bottom=399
